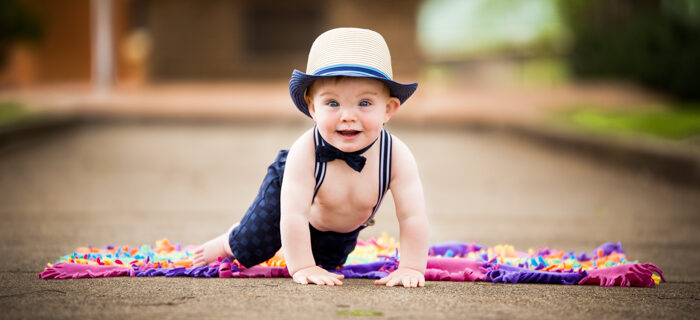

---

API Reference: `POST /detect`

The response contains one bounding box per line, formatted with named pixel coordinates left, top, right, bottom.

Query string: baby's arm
left=280, top=130, right=344, bottom=286
left=375, top=136, right=429, bottom=288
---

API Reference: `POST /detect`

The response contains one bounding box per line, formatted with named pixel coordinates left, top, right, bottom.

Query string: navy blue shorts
left=228, top=150, right=362, bottom=269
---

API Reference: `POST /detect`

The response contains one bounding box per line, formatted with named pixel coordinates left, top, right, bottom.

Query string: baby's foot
left=192, top=232, right=233, bottom=267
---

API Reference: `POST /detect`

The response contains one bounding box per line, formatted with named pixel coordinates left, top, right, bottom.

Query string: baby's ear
left=383, top=97, right=400, bottom=123
left=305, top=95, right=316, bottom=118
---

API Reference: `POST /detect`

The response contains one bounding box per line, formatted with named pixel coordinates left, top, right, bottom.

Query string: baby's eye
left=328, top=100, right=339, bottom=107
left=359, top=100, right=371, bottom=107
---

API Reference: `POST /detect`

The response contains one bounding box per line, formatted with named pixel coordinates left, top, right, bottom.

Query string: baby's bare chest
left=313, top=160, right=380, bottom=211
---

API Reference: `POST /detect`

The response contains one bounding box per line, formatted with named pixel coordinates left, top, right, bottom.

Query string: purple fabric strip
left=592, top=242, right=625, bottom=258
left=485, top=264, right=585, bottom=285
left=428, top=242, right=483, bottom=257
left=334, top=261, right=391, bottom=279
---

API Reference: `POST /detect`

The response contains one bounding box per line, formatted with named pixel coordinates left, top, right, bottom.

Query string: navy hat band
left=314, top=64, right=391, bottom=80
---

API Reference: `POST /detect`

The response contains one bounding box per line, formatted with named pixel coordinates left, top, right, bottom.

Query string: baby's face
left=306, top=77, right=399, bottom=152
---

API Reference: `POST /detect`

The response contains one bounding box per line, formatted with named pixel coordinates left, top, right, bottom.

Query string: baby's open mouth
left=337, top=130, right=361, bottom=136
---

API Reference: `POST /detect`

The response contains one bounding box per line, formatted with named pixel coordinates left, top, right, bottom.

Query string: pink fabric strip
left=39, top=263, right=133, bottom=279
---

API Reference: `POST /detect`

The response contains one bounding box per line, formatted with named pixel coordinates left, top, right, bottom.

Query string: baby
left=193, top=28, right=429, bottom=287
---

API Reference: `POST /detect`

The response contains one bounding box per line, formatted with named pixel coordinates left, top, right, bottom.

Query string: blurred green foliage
left=557, top=105, right=700, bottom=140
left=0, top=0, right=43, bottom=67
left=0, top=101, right=39, bottom=127
left=418, top=0, right=565, bottom=58
left=559, top=0, right=700, bottom=102
left=517, top=58, right=569, bottom=86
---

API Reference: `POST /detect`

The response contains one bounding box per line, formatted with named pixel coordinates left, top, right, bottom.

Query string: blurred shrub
left=559, top=0, right=700, bottom=103
left=0, top=0, right=42, bottom=68
left=0, top=101, right=39, bottom=126
left=557, top=104, right=700, bottom=140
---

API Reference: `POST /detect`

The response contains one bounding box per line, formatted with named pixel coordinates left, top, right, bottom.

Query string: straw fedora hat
left=289, top=28, right=418, bottom=118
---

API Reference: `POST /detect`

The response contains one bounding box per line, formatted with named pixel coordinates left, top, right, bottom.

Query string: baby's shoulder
left=388, top=134, right=413, bottom=159
left=285, top=128, right=315, bottom=166
left=290, top=128, right=315, bottom=149
left=388, top=134, right=419, bottom=182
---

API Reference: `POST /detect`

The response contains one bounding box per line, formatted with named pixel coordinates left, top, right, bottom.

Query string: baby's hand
left=292, top=265, right=344, bottom=286
left=375, top=268, right=425, bottom=288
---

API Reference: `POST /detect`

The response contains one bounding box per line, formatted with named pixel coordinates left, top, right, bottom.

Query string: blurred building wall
left=145, top=0, right=421, bottom=81
left=1, top=0, right=421, bottom=86
left=24, top=0, right=91, bottom=82
left=1, top=0, right=130, bottom=86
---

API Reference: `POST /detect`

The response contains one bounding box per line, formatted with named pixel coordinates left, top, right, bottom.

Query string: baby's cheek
left=363, top=121, right=382, bottom=136
left=320, top=123, right=336, bottom=136
left=317, top=124, right=340, bottom=144
left=314, top=116, right=333, bottom=131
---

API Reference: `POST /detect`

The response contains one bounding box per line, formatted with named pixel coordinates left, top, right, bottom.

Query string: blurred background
left=1, top=0, right=699, bottom=124
left=0, top=0, right=699, bottom=269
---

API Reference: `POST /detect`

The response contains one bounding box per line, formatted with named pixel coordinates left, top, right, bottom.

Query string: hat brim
left=289, top=69, right=418, bottom=118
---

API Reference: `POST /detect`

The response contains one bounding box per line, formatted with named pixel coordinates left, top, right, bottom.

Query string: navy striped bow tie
left=316, top=138, right=377, bottom=172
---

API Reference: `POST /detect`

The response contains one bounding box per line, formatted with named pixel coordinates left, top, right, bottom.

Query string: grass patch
left=554, top=104, right=700, bottom=140
left=336, top=310, right=384, bottom=317
left=0, top=101, right=40, bottom=127
left=517, top=58, right=569, bottom=86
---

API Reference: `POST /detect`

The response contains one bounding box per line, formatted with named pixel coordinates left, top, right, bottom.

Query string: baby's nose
left=339, top=108, right=357, bottom=121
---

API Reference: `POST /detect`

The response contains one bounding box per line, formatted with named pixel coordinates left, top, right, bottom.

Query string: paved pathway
left=0, top=122, right=698, bottom=319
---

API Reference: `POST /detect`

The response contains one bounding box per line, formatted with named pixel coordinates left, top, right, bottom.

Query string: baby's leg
left=194, top=150, right=287, bottom=268
left=192, top=223, right=237, bottom=267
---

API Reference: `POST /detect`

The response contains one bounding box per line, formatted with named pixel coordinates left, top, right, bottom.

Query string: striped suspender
left=312, top=127, right=327, bottom=200
left=364, top=129, right=392, bottom=227
left=312, top=127, right=392, bottom=227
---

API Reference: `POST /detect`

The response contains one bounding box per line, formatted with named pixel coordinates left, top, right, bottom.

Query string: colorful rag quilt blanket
left=39, top=235, right=664, bottom=287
